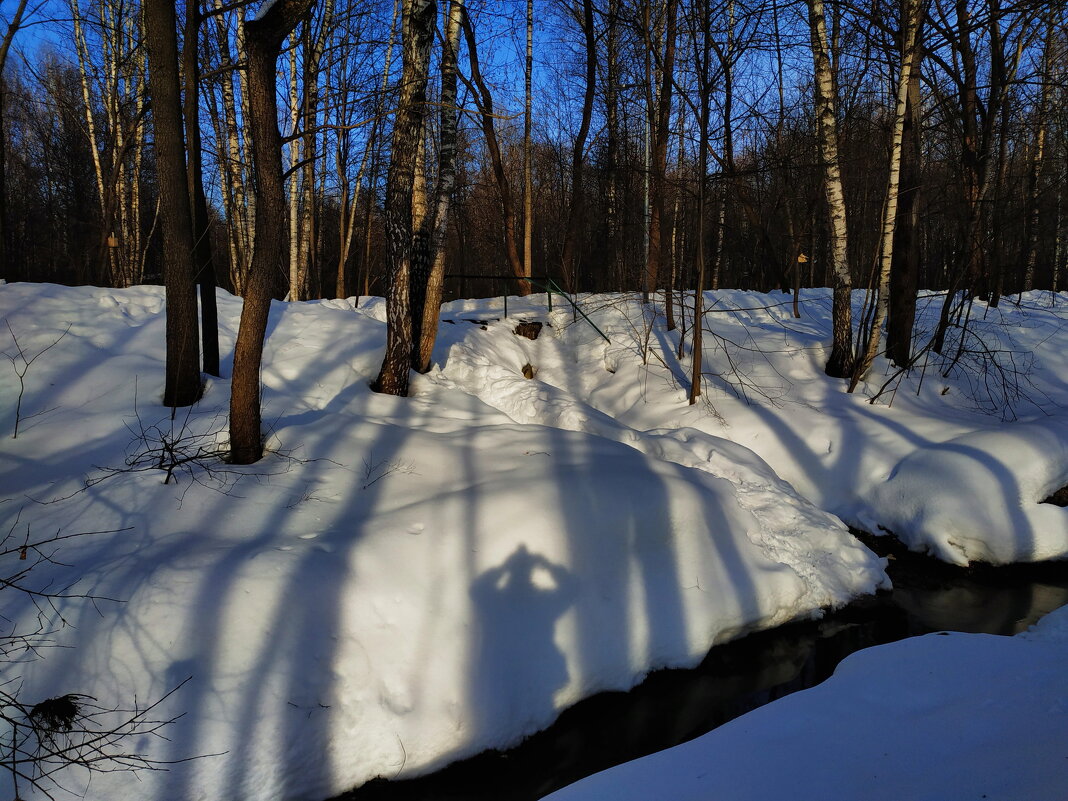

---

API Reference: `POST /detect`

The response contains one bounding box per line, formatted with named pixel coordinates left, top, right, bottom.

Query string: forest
left=2, top=0, right=1064, bottom=311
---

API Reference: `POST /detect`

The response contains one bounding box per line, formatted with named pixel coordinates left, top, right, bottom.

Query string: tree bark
left=415, top=0, right=464, bottom=373
left=0, top=0, right=29, bottom=281
left=807, top=0, right=854, bottom=378
left=887, top=18, right=924, bottom=368
left=144, top=0, right=202, bottom=408
left=643, top=0, right=677, bottom=321
left=849, top=0, right=922, bottom=389
left=229, top=0, right=314, bottom=463
left=561, top=0, right=597, bottom=292
left=522, top=0, right=534, bottom=289
left=690, top=0, right=712, bottom=406
left=372, top=0, right=437, bottom=396
left=461, top=8, right=527, bottom=294
left=1021, top=13, right=1054, bottom=294
left=183, top=0, right=220, bottom=377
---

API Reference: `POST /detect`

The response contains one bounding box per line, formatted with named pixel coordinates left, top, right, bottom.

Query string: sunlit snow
left=1, top=282, right=1065, bottom=800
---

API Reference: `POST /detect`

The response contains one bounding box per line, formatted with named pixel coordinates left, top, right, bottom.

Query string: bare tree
left=0, top=0, right=30, bottom=281
left=689, top=0, right=713, bottom=405
left=145, top=0, right=202, bottom=408
left=887, top=5, right=925, bottom=367
left=807, top=0, right=854, bottom=378
left=849, top=0, right=924, bottom=389
left=207, top=0, right=255, bottom=294
left=229, top=0, right=316, bottom=464
left=182, top=0, right=220, bottom=376
left=560, top=0, right=598, bottom=292
left=1021, top=9, right=1056, bottom=293
left=460, top=7, right=528, bottom=294
left=415, top=0, right=464, bottom=372
left=70, top=0, right=151, bottom=288
left=642, top=0, right=677, bottom=318
left=372, top=0, right=437, bottom=396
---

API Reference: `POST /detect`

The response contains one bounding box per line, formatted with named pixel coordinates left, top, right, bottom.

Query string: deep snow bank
left=866, top=418, right=1068, bottom=564
left=545, top=603, right=1068, bottom=801
left=427, top=290, right=1068, bottom=565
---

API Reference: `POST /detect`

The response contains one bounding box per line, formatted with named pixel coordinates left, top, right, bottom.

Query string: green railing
left=444, top=274, right=610, bottom=343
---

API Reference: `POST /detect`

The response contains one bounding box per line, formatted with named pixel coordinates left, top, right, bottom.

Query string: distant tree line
left=0, top=0, right=1064, bottom=449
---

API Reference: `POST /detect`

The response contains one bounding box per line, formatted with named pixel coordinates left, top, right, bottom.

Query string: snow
left=423, top=290, right=1068, bottom=566
left=545, top=603, right=1068, bottom=801
left=0, top=282, right=1065, bottom=800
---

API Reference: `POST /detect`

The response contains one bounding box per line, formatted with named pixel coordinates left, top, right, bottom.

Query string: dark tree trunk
left=183, top=0, right=220, bottom=377
left=144, top=0, right=202, bottom=408
left=561, top=0, right=597, bottom=292
left=645, top=0, right=677, bottom=327
left=229, top=0, right=314, bottom=463
left=461, top=8, right=527, bottom=294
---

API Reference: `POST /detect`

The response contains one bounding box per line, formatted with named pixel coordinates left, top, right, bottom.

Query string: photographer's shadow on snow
left=469, top=544, right=578, bottom=740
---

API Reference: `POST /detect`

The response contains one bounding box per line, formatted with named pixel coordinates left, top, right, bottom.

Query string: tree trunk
left=522, top=0, right=534, bottom=289
left=210, top=0, right=252, bottom=294
left=415, top=0, right=464, bottom=373
left=887, top=18, right=923, bottom=367
left=807, top=0, right=854, bottom=378
left=372, top=0, right=437, bottom=396
left=144, top=0, right=202, bottom=408
left=182, top=0, right=220, bottom=377
left=690, top=0, right=712, bottom=406
left=461, top=8, right=527, bottom=294
left=1021, top=13, right=1054, bottom=295
left=849, top=0, right=922, bottom=389
left=229, top=0, right=314, bottom=463
left=644, top=0, right=677, bottom=322
left=561, top=0, right=597, bottom=292
left=0, top=0, right=29, bottom=282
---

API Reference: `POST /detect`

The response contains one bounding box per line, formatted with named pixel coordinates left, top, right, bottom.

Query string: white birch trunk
left=287, top=30, right=302, bottom=300
left=849, top=0, right=922, bottom=389
left=807, top=0, right=854, bottom=376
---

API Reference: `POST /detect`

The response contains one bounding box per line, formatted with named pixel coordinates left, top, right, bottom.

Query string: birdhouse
left=797, top=252, right=809, bottom=263
left=107, top=234, right=119, bottom=248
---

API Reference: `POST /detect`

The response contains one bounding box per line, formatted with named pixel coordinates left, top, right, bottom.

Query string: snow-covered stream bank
left=339, top=551, right=1068, bottom=801
left=1, top=283, right=1066, bottom=801
left=545, top=599, right=1068, bottom=801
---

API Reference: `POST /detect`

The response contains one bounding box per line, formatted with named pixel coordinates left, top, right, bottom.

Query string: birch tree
left=887, top=11, right=924, bottom=368
left=1021, top=9, right=1056, bottom=293
left=849, top=0, right=924, bottom=389
left=372, top=0, right=437, bottom=396
left=415, top=0, right=464, bottom=372
left=807, top=0, right=854, bottom=378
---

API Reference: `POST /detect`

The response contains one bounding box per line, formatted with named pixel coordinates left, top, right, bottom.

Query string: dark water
left=332, top=535, right=1068, bottom=801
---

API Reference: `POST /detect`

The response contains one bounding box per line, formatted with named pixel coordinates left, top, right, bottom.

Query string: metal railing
left=444, top=274, right=610, bottom=343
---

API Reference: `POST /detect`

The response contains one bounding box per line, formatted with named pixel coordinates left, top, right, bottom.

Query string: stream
left=333, top=533, right=1068, bottom=801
